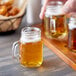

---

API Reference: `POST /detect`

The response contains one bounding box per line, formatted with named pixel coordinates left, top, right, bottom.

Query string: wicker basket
left=0, top=0, right=27, bottom=32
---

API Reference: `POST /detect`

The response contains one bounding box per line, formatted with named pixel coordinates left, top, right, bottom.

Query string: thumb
left=39, top=0, right=50, bottom=19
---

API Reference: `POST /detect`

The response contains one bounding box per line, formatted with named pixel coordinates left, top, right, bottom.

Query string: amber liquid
left=44, top=14, right=67, bottom=38
left=19, top=40, right=43, bottom=67
left=68, top=28, right=76, bottom=52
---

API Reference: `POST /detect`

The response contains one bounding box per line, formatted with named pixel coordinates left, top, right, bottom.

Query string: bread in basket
left=0, top=0, right=27, bottom=32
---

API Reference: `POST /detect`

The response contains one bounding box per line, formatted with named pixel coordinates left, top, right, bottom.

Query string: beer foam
left=20, top=37, right=41, bottom=44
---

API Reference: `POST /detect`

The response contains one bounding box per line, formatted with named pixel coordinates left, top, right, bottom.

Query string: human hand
left=62, top=0, right=76, bottom=16
left=40, top=0, right=76, bottom=19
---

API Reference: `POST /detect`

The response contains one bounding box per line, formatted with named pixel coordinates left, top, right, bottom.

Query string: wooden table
left=0, top=22, right=76, bottom=76
left=33, top=24, right=76, bottom=70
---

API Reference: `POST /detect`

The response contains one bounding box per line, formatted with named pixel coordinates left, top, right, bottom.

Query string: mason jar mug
left=68, top=16, right=76, bottom=53
left=44, top=1, right=68, bottom=39
left=12, top=27, right=43, bottom=67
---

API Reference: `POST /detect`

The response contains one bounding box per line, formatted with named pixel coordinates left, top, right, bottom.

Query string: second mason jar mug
left=44, top=1, right=68, bottom=39
left=12, top=27, right=43, bottom=67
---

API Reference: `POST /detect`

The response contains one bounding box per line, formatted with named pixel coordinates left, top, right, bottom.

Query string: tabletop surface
left=0, top=16, right=76, bottom=76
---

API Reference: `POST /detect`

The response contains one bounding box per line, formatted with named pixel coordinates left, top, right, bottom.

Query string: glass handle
left=12, top=41, right=19, bottom=59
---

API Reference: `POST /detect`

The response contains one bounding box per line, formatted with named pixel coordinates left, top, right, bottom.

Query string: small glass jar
left=12, top=27, right=43, bottom=67
left=68, top=16, right=76, bottom=53
left=44, top=1, right=68, bottom=39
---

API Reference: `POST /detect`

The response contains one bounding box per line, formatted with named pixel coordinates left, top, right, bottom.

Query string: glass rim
left=21, top=27, right=41, bottom=35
